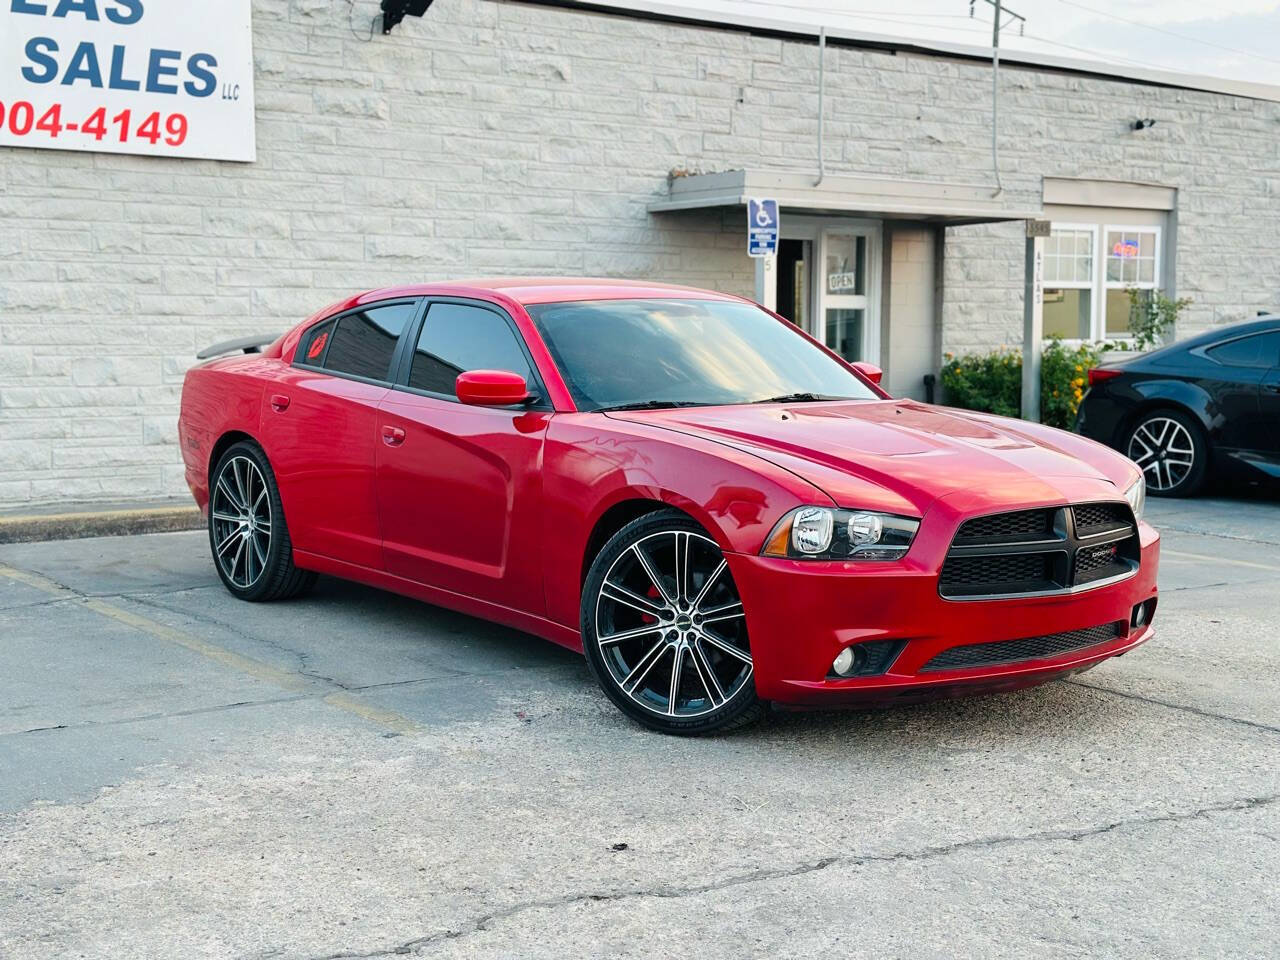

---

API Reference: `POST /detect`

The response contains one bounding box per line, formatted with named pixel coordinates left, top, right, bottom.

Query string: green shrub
left=939, top=347, right=1021, bottom=419
left=1040, top=337, right=1104, bottom=429
left=1118, top=289, right=1192, bottom=351
left=940, top=337, right=1105, bottom=430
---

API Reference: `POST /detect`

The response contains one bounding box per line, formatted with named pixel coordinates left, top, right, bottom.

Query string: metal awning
left=649, top=169, right=1042, bottom=226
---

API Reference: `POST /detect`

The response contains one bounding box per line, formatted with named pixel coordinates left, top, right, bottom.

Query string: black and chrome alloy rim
left=594, top=531, right=752, bottom=718
left=1128, top=417, right=1194, bottom=492
left=211, top=456, right=272, bottom=589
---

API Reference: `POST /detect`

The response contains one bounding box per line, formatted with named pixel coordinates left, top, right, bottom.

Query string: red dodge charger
left=179, top=279, right=1159, bottom=734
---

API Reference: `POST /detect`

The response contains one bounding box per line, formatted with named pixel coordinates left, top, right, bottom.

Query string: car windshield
left=527, top=298, right=879, bottom=411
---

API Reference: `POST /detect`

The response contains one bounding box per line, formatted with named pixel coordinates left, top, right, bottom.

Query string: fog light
left=1131, top=598, right=1157, bottom=629
left=831, top=646, right=865, bottom=677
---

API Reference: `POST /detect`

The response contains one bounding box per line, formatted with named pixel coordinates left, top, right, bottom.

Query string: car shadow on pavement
left=295, top=574, right=1134, bottom=744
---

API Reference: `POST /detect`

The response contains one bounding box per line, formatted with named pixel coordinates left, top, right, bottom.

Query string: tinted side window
left=409, top=303, right=535, bottom=397
left=1205, top=332, right=1280, bottom=369
left=322, top=302, right=417, bottom=381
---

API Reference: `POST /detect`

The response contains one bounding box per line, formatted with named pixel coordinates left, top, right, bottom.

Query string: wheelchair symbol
left=750, top=199, right=777, bottom=228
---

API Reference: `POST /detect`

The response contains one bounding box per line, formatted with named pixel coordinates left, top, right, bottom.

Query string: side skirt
left=292, top=549, right=584, bottom=654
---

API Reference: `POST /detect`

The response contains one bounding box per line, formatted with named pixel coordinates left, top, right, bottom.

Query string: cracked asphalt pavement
left=1, top=495, right=1277, bottom=959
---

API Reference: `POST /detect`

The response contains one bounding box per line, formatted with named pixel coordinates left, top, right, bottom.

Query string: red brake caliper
left=641, top=584, right=662, bottom=625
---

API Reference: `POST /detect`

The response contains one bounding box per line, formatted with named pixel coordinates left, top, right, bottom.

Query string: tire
left=580, top=509, right=764, bottom=735
left=209, top=441, right=317, bottom=602
left=1124, top=408, right=1208, bottom=498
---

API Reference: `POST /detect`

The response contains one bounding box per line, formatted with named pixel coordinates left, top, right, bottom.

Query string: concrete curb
left=0, top=506, right=204, bottom=545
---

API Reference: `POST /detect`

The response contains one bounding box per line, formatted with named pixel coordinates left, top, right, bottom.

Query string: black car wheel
left=581, top=509, right=765, bottom=735
left=1125, top=408, right=1207, bottom=497
left=209, top=441, right=317, bottom=601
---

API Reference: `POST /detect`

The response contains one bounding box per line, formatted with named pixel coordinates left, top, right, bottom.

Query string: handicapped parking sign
left=747, top=198, right=779, bottom=258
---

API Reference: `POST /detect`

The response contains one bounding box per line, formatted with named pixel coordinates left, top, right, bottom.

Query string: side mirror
left=852, top=361, right=883, bottom=385
left=455, top=370, right=531, bottom=406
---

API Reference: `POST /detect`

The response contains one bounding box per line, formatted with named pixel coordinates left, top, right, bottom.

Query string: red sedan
left=179, top=279, right=1159, bottom=734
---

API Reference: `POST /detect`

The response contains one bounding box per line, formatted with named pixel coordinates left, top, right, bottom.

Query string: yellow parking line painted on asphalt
left=321, top=691, right=422, bottom=736
left=0, top=561, right=79, bottom=598
left=1161, top=549, right=1280, bottom=574
left=0, top=561, right=422, bottom=735
left=81, top=597, right=313, bottom=694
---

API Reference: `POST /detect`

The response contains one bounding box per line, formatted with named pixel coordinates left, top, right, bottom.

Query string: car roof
left=352, top=277, right=742, bottom=307
left=1132, top=314, right=1280, bottom=364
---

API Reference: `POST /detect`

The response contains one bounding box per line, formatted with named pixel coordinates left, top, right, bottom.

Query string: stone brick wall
left=2, top=0, right=1277, bottom=507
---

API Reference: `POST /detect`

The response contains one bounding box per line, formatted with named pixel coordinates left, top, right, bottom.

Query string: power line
left=1018, top=28, right=1201, bottom=75
left=1056, top=0, right=1280, bottom=68
left=966, top=10, right=1195, bottom=75
left=731, top=1, right=982, bottom=19
left=732, top=0, right=1236, bottom=78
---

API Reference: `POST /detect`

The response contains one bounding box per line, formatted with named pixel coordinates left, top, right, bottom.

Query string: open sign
left=1112, top=238, right=1141, bottom=258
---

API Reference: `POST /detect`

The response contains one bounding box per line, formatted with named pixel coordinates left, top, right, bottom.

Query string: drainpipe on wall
left=990, top=23, right=1002, bottom=197
left=814, top=26, right=826, bottom=187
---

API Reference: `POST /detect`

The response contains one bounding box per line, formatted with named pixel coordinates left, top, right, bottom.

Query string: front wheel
left=1125, top=408, right=1207, bottom=497
left=209, top=441, right=316, bottom=602
left=580, top=510, right=764, bottom=735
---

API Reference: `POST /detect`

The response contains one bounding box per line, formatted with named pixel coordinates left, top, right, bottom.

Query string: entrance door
left=819, top=227, right=880, bottom=364
left=775, top=239, right=810, bottom=328
left=768, top=218, right=881, bottom=363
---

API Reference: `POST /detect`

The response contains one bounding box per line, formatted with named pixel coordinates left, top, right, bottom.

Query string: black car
left=1076, top=316, right=1280, bottom=497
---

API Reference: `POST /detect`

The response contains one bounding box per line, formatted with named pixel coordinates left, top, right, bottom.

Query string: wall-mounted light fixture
left=1131, top=118, right=1157, bottom=131
left=381, top=0, right=434, bottom=34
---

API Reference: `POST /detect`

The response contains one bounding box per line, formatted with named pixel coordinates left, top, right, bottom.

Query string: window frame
left=1199, top=331, right=1280, bottom=370
left=292, top=297, right=426, bottom=387
left=1101, top=222, right=1162, bottom=341
left=391, top=296, right=551, bottom=411
left=1041, top=221, right=1097, bottom=342
left=1043, top=222, right=1164, bottom=343
left=1042, top=222, right=1096, bottom=292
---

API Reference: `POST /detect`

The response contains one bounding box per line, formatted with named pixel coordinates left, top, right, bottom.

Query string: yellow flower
left=1075, top=365, right=1084, bottom=373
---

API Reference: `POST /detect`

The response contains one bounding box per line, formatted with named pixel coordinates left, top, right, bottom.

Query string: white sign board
left=0, top=0, right=256, bottom=162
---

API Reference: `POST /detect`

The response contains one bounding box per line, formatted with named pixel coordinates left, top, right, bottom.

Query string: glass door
left=820, top=227, right=880, bottom=364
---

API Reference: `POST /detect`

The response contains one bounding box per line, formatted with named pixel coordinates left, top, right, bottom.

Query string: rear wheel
left=1124, top=408, right=1207, bottom=497
left=209, top=441, right=316, bottom=602
left=581, top=510, right=764, bottom=735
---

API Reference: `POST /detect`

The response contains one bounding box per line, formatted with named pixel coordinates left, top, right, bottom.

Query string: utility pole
left=970, top=0, right=1024, bottom=196
left=971, top=0, right=1042, bottom=422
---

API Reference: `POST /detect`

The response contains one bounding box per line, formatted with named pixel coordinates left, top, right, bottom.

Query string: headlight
left=762, top=506, right=920, bottom=560
left=1123, top=475, right=1145, bottom=521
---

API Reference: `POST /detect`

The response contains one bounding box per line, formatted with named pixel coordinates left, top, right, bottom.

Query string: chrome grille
left=940, top=503, right=1139, bottom=600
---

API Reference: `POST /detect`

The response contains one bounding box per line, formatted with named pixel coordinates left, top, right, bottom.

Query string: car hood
left=608, top=399, right=1133, bottom=515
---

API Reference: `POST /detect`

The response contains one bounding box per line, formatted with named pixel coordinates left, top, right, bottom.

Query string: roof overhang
left=649, top=170, right=1043, bottom=226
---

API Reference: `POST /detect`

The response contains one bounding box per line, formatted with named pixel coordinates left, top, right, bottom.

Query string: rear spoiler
left=196, top=333, right=281, bottom=360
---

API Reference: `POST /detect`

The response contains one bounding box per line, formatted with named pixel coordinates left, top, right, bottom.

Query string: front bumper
left=726, top=520, right=1159, bottom=708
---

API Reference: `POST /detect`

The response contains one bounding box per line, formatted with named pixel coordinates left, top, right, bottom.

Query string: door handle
left=381, top=424, right=406, bottom=447
left=269, top=394, right=290, bottom=412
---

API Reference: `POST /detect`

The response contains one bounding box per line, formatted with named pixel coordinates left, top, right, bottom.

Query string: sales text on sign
left=1, top=0, right=256, bottom=161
